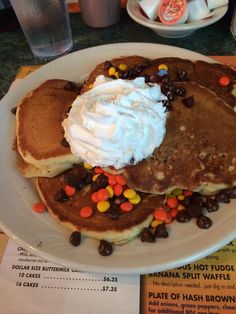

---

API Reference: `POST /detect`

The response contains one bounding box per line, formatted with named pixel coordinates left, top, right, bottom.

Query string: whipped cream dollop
left=62, top=75, right=168, bottom=169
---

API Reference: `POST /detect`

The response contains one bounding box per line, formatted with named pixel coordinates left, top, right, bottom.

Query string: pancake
left=82, top=55, right=236, bottom=110
left=122, top=82, right=236, bottom=195
left=81, top=55, right=152, bottom=93
left=16, top=79, right=82, bottom=178
left=140, top=57, right=236, bottom=111
left=141, top=57, right=199, bottom=82
left=36, top=165, right=163, bottom=244
left=194, top=61, right=236, bottom=111
left=16, top=148, right=77, bottom=178
left=15, top=56, right=236, bottom=252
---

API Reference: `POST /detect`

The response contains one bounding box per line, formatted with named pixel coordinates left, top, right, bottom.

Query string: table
left=0, top=2, right=236, bottom=100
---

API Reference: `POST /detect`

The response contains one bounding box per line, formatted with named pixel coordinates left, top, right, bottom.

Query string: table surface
left=0, top=5, right=236, bottom=312
left=0, top=3, right=236, bottom=100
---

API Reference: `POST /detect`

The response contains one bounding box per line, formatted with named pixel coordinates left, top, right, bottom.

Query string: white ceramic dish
left=127, top=0, right=228, bottom=38
left=0, top=43, right=235, bottom=274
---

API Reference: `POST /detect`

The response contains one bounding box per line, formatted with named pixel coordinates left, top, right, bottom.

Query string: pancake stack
left=141, top=58, right=236, bottom=111
left=15, top=56, right=236, bottom=251
left=123, top=82, right=236, bottom=195
left=36, top=165, right=163, bottom=244
left=16, top=79, right=82, bottom=177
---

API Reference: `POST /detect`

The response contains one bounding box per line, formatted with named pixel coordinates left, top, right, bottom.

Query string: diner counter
left=0, top=3, right=236, bottom=100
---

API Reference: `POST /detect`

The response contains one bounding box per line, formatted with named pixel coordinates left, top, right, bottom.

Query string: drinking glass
left=10, top=0, right=73, bottom=58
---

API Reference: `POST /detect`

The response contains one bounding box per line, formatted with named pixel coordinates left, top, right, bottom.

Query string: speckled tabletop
left=0, top=5, right=235, bottom=100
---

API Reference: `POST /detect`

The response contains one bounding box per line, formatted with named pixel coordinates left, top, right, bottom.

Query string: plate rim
left=0, top=42, right=235, bottom=274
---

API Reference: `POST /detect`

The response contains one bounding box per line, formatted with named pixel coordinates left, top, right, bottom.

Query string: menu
left=141, top=240, right=236, bottom=314
left=0, top=239, right=140, bottom=314
left=0, top=238, right=235, bottom=314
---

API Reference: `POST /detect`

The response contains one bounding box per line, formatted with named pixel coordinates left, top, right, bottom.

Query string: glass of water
left=10, top=0, right=73, bottom=58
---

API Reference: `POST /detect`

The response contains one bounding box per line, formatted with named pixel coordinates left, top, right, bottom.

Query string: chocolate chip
left=161, top=81, right=174, bottom=95
left=140, top=228, right=155, bottom=242
left=107, top=204, right=121, bottom=220
left=133, top=65, right=143, bottom=76
left=174, top=86, right=186, bottom=97
left=191, top=192, right=204, bottom=207
left=182, top=95, right=194, bottom=108
left=127, top=68, right=135, bottom=78
left=154, top=224, right=169, bottom=238
left=179, top=195, right=191, bottom=207
left=64, top=173, right=84, bottom=189
left=70, top=231, right=81, bottom=246
left=91, top=181, right=99, bottom=192
left=187, top=203, right=203, bottom=218
left=166, top=90, right=175, bottom=101
left=104, top=61, right=112, bottom=70
left=73, top=165, right=87, bottom=180
left=110, top=75, right=118, bottom=80
left=162, top=99, right=172, bottom=112
left=161, top=76, right=171, bottom=84
left=84, top=172, right=93, bottom=185
left=215, top=191, right=230, bottom=203
left=177, top=69, right=187, bottom=81
left=96, top=174, right=109, bottom=189
left=164, top=103, right=172, bottom=112
left=149, top=74, right=158, bottom=83
left=196, top=215, right=212, bottom=229
left=11, top=106, right=17, bottom=115
left=176, top=209, right=192, bottom=223
left=54, top=189, right=69, bottom=202
left=129, top=157, right=135, bottom=165
left=61, top=137, right=70, bottom=148
left=143, top=74, right=150, bottom=83
left=118, top=70, right=129, bottom=79
left=226, top=187, right=236, bottom=199
left=205, top=197, right=219, bottom=212
left=98, top=240, right=113, bottom=256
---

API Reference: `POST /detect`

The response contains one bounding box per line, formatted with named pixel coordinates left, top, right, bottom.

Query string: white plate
left=127, top=0, right=228, bottom=38
left=0, top=43, right=235, bottom=274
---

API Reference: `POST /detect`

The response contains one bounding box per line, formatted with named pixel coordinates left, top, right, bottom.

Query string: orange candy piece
left=80, top=206, right=93, bottom=218
left=115, top=175, right=126, bottom=186
left=97, top=188, right=109, bottom=201
left=91, top=192, right=99, bottom=203
left=94, top=167, right=104, bottom=174
left=153, top=207, right=168, bottom=222
left=64, top=185, right=76, bottom=197
left=165, top=212, right=173, bottom=224
left=108, top=175, right=117, bottom=186
left=170, top=208, right=179, bottom=218
left=120, top=201, right=133, bottom=212
left=113, top=184, right=123, bottom=196
left=219, top=75, right=230, bottom=87
left=166, top=197, right=178, bottom=209
left=33, top=202, right=46, bottom=213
